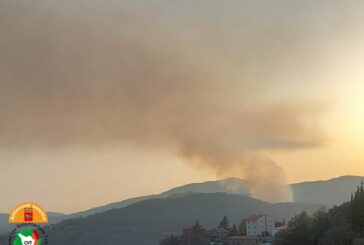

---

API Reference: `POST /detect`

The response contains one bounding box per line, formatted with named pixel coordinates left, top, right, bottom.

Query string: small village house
left=245, top=215, right=274, bottom=236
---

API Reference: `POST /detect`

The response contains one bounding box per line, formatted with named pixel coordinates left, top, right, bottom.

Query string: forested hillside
left=277, top=182, right=364, bottom=245
left=42, top=193, right=319, bottom=245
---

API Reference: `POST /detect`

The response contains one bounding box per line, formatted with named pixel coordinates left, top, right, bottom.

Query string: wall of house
left=245, top=215, right=274, bottom=236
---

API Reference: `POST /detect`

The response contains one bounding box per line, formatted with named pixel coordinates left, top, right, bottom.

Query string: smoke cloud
left=1, top=0, right=349, bottom=202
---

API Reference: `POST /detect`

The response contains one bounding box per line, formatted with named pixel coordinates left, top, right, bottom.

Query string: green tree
left=179, top=219, right=209, bottom=245
left=230, top=224, right=237, bottom=235
left=277, top=182, right=364, bottom=245
left=218, top=216, right=229, bottom=230
left=192, top=219, right=204, bottom=236
left=350, top=181, right=364, bottom=237
left=320, top=222, right=353, bottom=245
left=310, top=207, right=331, bottom=245
left=276, top=211, right=313, bottom=245
left=239, top=219, right=246, bottom=235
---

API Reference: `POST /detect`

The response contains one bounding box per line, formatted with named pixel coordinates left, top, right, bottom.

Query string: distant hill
left=45, top=193, right=320, bottom=245
left=161, top=178, right=250, bottom=197
left=1, top=176, right=362, bottom=236
left=0, top=179, right=249, bottom=235
left=64, top=178, right=251, bottom=219
left=290, top=175, right=364, bottom=206
left=0, top=179, right=250, bottom=235
left=160, top=175, right=364, bottom=207
left=66, top=195, right=161, bottom=219
left=66, top=175, right=362, bottom=218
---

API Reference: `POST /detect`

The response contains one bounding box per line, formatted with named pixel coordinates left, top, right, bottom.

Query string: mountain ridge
left=0, top=175, right=362, bottom=236
left=45, top=193, right=322, bottom=245
left=64, top=175, right=364, bottom=217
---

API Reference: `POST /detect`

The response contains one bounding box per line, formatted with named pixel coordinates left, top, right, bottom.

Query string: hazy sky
left=1, top=0, right=364, bottom=213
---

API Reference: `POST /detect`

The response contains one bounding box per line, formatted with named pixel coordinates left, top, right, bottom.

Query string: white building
left=245, top=215, right=274, bottom=236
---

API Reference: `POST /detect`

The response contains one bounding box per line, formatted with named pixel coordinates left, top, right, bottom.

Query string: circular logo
left=8, top=224, right=48, bottom=245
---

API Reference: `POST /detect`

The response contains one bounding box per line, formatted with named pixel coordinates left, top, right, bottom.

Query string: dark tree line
left=160, top=216, right=242, bottom=245
left=218, top=216, right=239, bottom=235
left=277, top=181, right=364, bottom=245
left=160, top=220, right=209, bottom=245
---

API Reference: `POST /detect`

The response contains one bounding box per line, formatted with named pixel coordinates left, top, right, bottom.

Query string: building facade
left=245, top=215, right=274, bottom=236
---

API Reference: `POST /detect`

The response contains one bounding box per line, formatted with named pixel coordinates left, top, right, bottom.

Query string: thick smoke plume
left=0, top=0, right=341, bottom=202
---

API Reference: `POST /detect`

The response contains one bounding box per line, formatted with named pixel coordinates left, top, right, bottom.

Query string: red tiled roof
left=246, top=214, right=265, bottom=221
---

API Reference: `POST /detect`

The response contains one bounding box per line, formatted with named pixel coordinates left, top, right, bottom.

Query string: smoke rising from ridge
left=0, top=0, right=349, bottom=202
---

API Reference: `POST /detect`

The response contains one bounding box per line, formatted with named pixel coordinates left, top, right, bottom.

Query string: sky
left=1, top=0, right=364, bottom=213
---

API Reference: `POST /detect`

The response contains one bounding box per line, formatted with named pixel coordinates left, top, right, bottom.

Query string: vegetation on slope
left=277, top=181, right=364, bottom=245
